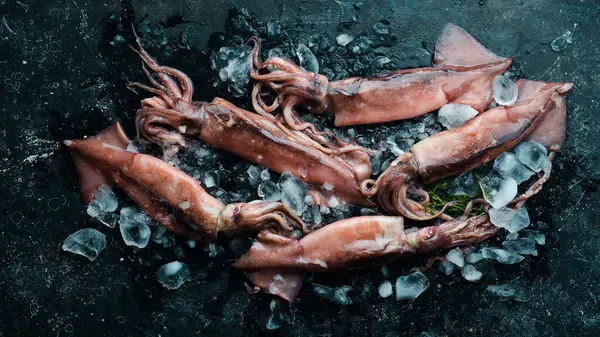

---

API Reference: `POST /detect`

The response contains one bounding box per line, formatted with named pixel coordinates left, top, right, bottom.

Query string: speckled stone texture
left=2, top=0, right=600, bottom=336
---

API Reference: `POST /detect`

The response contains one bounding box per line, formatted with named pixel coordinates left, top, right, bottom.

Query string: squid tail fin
left=433, top=23, right=508, bottom=67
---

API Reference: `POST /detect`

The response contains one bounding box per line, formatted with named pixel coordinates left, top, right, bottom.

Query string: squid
left=232, top=200, right=499, bottom=301
left=249, top=23, right=512, bottom=128
left=128, top=32, right=373, bottom=206
left=361, top=80, right=573, bottom=219
left=63, top=123, right=305, bottom=242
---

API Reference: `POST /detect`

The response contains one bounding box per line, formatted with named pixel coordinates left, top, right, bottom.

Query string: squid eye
left=424, top=227, right=436, bottom=241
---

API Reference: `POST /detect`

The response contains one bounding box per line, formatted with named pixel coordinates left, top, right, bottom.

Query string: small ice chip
left=441, top=260, right=456, bottom=275
left=336, top=34, right=354, bottom=46
left=447, top=171, right=478, bottom=197
left=445, top=248, right=465, bottom=267
left=119, top=207, right=152, bottom=248
left=465, top=249, right=484, bottom=264
left=247, top=165, right=261, bottom=186
left=514, top=141, right=549, bottom=173
left=493, top=153, right=535, bottom=184
left=62, top=228, right=106, bottom=261
left=481, top=247, right=524, bottom=264
left=461, top=264, right=482, bottom=282
left=204, top=172, right=218, bottom=188
left=373, top=21, right=390, bottom=35
left=395, top=271, right=429, bottom=301
left=522, top=230, right=546, bottom=245
left=296, top=43, right=319, bottom=73
left=312, top=284, right=353, bottom=305
left=266, top=21, right=282, bottom=38
left=480, top=174, right=518, bottom=209
left=492, top=75, right=518, bottom=106
left=266, top=299, right=282, bottom=330
left=551, top=29, right=573, bottom=52
left=278, top=172, right=308, bottom=216
left=503, top=237, right=538, bottom=256
left=260, top=169, right=270, bottom=181
left=156, top=261, right=190, bottom=290
left=323, top=182, right=334, bottom=191
left=378, top=281, right=393, bottom=298
left=327, top=196, right=340, bottom=208
left=437, top=104, right=479, bottom=129
left=258, top=180, right=282, bottom=202
left=489, top=207, right=530, bottom=233
left=486, top=284, right=516, bottom=298
left=186, top=240, right=196, bottom=248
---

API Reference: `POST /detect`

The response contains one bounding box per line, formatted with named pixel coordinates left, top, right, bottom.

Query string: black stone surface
left=2, top=0, right=600, bottom=336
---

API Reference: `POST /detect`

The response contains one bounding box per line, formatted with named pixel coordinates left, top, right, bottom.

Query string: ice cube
left=312, top=284, right=353, bottom=305
left=441, top=260, right=456, bottom=275
left=247, top=165, right=261, bottom=186
left=266, top=300, right=282, bottom=330
left=480, top=174, right=518, bottom=209
left=514, top=141, right=549, bottom=173
left=278, top=172, right=308, bottom=216
left=258, top=180, right=282, bottom=202
left=204, top=172, right=219, bottom=188
left=437, top=104, right=479, bottom=129
left=489, top=207, right=530, bottom=233
left=503, top=237, right=538, bottom=256
left=395, top=271, right=429, bottom=301
left=336, top=34, right=354, bottom=46
left=551, top=30, right=573, bottom=52
left=378, top=281, right=393, bottom=298
left=119, top=207, right=152, bottom=249
left=492, top=75, right=518, bottom=106
left=322, top=182, right=334, bottom=191
left=445, top=248, right=465, bottom=267
left=296, top=43, right=319, bottom=73
left=465, top=249, right=484, bottom=264
left=373, top=21, right=390, bottom=35
left=86, top=185, right=118, bottom=218
left=481, top=247, right=524, bottom=264
left=156, top=261, right=190, bottom=290
left=447, top=171, right=478, bottom=197
left=493, top=153, right=535, bottom=184
left=522, top=230, right=546, bottom=245
left=266, top=21, right=282, bottom=38
left=62, top=228, right=107, bottom=261
left=461, top=264, right=482, bottom=282
left=260, top=169, right=270, bottom=181
left=303, top=205, right=323, bottom=225
left=327, top=196, right=340, bottom=208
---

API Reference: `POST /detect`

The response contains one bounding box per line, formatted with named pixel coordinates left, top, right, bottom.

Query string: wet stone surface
left=1, top=0, right=600, bottom=336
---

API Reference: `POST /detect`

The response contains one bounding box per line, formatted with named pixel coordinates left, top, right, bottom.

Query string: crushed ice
left=258, top=180, right=282, bottom=202
left=480, top=173, right=518, bottom=209
left=312, top=284, right=353, bottom=305
left=378, top=281, right=393, bottom=298
left=278, top=172, right=308, bottom=216
left=87, top=185, right=118, bottom=228
left=481, top=247, right=524, bottom=264
left=514, top=141, right=549, bottom=172
left=296, top=43, right=319, bottom=73
left=445, top=248, right=465, bottom=267
left=461, top=264, right=482, bottom=282
left=493, top=153, right=534, bottom=184
left=489, top=207, right=530, bottom=233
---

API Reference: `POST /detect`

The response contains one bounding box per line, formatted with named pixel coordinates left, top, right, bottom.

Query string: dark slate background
left=2, top=0, right=600, bottom=336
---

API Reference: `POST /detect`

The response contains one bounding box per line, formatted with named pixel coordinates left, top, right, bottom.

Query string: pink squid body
left=327, top=23, right=512, bottom=126
left=411, top=80, right=573, bottom=184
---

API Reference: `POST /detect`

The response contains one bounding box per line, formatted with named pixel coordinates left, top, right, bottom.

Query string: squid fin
left=433, top=23, right=507, bottom=67
left=244, top=270, right=304, bottom=302
left=64, top=123, right=130, bottom=203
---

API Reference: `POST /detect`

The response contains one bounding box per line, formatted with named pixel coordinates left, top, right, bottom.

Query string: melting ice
left=87, top=185, right=118, bottom=227
left=119, top=207, right=152, bottom=248
left=461, top=264, right=482, bottom=282
left=445, top=248, right=465, bottom=267
left=62, top=228, right=107, bottom=261
left=503, top=237, right=538, bottom=256
left=378, top=281, right=393, bottom=298
left=481, top=247, right=524, bottom=264
left=395, top=271, right=429, bottom=301
left=336, top=34, right=354, bottom=46
left=156, top=261, right=191, bottom=290
left=446, top=171, right=478, bottom=197
left=258, top=180, right=282, bottom=202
